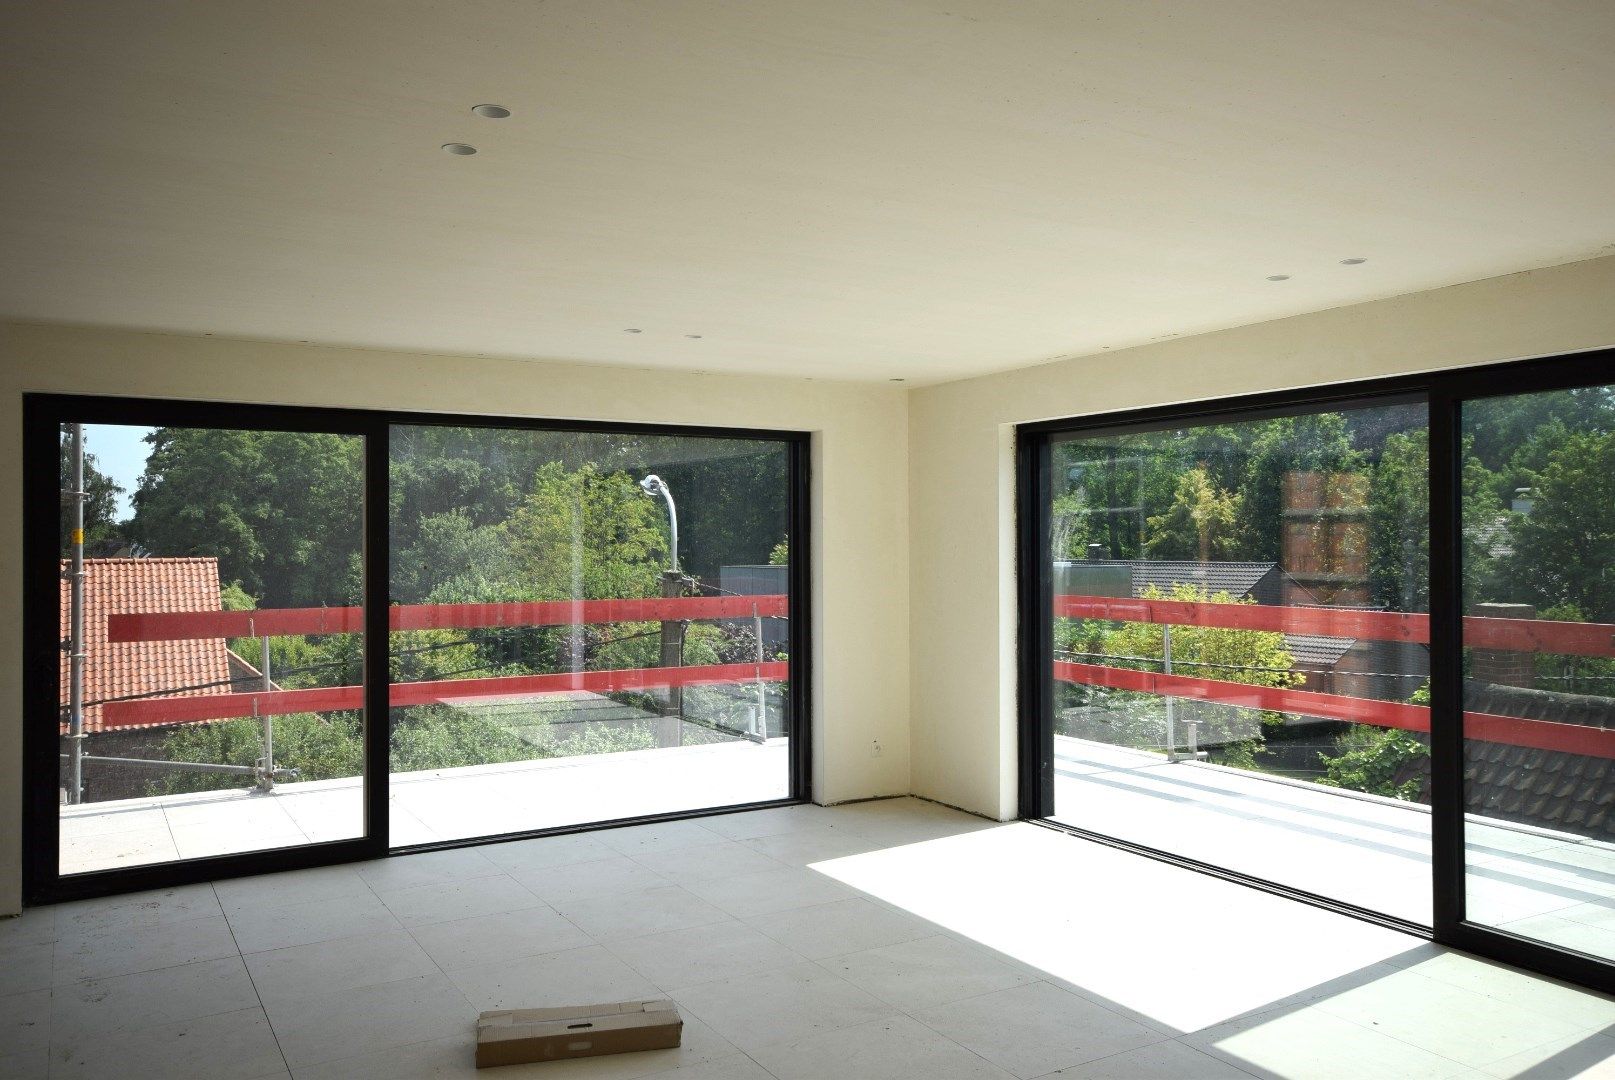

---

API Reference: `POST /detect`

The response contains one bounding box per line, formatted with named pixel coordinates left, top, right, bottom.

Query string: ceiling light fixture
left=1266, top=274, right=1291, bottom=281
left=1340, top=257, right=1367, bottom=265
left=624, top=328, right=642, bottom=333
left=441, top=143, right=477, bottom=155
left=471, top=104, right=511, bottom=119
left=685, top=334, right=702, bottom=339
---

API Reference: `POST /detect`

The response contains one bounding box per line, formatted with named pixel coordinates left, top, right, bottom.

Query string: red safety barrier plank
left=1055, top=595, right=1428, bottom=642
left=1055, top=596, right=1615, bottom=658
left=98, top=661, right=789, bottom=729
left=108, top=595, right=789, bottom=643
left=1054, top=661, right=1615, bottom=760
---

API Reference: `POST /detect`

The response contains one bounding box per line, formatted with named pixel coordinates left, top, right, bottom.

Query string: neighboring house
left=1403, top=681, right=1615, bottom=841
left=58, top=557, right=267, bottom=799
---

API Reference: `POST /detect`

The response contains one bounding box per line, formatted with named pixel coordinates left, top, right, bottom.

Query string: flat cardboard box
left=475, top=999, right=683, bottom=1069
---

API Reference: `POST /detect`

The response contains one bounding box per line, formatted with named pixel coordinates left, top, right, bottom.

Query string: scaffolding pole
left=66, top=423, right=87, bottom=804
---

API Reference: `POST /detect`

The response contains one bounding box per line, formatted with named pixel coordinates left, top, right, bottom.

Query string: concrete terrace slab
left=58, top=740, right=790, bottom=876
left=1052, top=736, right=1615, bottom=950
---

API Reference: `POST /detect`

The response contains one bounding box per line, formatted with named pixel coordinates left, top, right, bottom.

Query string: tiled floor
left=4, top=797, right=1613, bottom=1079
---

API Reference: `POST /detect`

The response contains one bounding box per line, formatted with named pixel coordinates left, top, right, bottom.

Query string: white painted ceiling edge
left=2, top=1, right=1613, bottom=384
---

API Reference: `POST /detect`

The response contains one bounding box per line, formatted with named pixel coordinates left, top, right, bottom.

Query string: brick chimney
left=1470, top=602, right=1537, bottom=688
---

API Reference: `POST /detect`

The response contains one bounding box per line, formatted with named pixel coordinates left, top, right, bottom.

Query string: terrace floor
left=60, top=739, right=790, bottom=876
left=1053, top=736, right=1615, bottom=958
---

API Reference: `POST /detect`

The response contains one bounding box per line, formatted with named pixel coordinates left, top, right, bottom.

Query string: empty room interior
left=4, top=2, right=1615, bottom=1078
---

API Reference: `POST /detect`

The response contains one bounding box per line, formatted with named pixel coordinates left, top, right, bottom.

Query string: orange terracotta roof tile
left=59, top=558, right=235, bottom=733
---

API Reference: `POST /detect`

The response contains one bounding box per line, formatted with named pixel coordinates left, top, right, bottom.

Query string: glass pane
left=1047, top=400, right=1433, bottom=922
left=1461, top=386, right=1615, bottom=962
left=387, top=425, right=791, bottom=845
left=57, top=422, right=366, bottom=874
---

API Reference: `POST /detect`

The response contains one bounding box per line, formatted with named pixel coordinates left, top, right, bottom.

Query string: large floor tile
left=52, top=883, right=222, bottom=937
left=480, top=832, right=616, bottom=874
left=674, top=960, right=897, bottom=1052
left=822, top=934, right=1038, bottom=1011
left=1398, top=952, right=1615, bottom=1031
left=0, top=943, right=52, bottom=997
left=751, top=1014, right=1018, bottom=1080
left=225, top=890, right=401, bottom=953
left=0, top=990, right=50, bottom=1057
left=1310, top=964, right=1589, bottom=1068
left=684, top=866, right=855, bottom=917
left=446, top=944, right=661, bottom=1011
left=512, top=856, right=671, bottom=905
left=266, top=972, right=477, bottom=1068
left=0, top=1049, right=47, bottom=1080
left=554, top=884, right=730, bottom=942
left=594, top=819, right=726, bottom=857
left=0, top=909, right=55, bottom=949
left=353, top=847, right=503, bottom=891
left=604, top=919, right=805, bottom=991
left=245, top=929, right=439, bottom=1006
left=1185, top=1005, right=1472, bottom=1080
left=745, top=897, right=933, bottom=959
left=213, top=865, right=372, bottom=915
left=1479, top=1030, right=1615, bottom=1078
left=51, top=1006, right=285, bottom=1080
left=1042, top=1040, right=1260, bottom=1078
left=375, top=874, right=544, bottom=928
left=409, top=906, right=592, bottom=971
left=630, top=840, right=787, bottom=883
left=914, top=981, right=1166, bottom=1080
left=50, top=955, right=259, bottom=1043
left=53, top=914, right=238, bottom=985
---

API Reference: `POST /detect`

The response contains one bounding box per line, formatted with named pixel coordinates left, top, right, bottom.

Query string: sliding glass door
left=1458, top=384, right=1615, bottom=965
left=26, top=404, right=378, bottom=898
left=1037, top=397, right=1434, bottom=923
left=25, top=397, right=809, bottom=904
left=386, top=423, right=798, bottom=846
left=1021, top=349, right=1615, bottom=989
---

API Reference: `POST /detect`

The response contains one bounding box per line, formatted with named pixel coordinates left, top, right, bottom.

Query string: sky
left=82, top=424, right=154, bottom=520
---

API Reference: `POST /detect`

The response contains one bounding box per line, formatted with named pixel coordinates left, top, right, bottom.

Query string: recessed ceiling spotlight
left=890, top=378, right=906, bottom=382
left=1340, top=257, right=1367, bottom=265
left=471, top=104, right=511, bottom=119
left=623, top=328, right=642, bottom=333
left=441, top=142, right=477, bottom=155
left=685, top=334, right=702, bottom=339
left=1266, top=274, right=1291, bottom=281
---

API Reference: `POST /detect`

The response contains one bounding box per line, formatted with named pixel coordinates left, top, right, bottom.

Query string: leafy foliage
left=59, top=429, right=125, bottom=555
left=1316, top=726, right=1428, bottom=801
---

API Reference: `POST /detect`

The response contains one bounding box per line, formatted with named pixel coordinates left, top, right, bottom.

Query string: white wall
left=909, top=254, right=1615, bottom=820
left=0, top=323, right=912, bottom=914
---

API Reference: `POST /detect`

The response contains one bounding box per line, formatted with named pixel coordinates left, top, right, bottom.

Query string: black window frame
left=1017, top=346, right=1615, bottom=994
left=23, top=393, right=812, bottom=905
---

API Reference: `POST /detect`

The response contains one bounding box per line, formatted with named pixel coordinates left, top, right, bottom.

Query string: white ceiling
left=2, top=1, right=1613, bottom=384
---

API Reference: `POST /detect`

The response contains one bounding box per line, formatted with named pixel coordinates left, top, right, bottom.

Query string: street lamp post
left=640, top=475, right=685, bottom=746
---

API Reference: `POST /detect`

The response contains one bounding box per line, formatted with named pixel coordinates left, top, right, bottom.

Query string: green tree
left=1507, top=431, right=1615, bottom=620
left=129, top=428, right=362, bottom=607
left=1367, top=430, right=1500, bottom=611
left=59, top=429, right=125, bottom=555
left=1143, top=467, right=1243, bottom=562
left=1056, top=585, right=1302, bottom=766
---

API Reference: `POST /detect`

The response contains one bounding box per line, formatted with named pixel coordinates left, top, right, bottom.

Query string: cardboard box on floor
left=475, top=999, right=683, bottom=1069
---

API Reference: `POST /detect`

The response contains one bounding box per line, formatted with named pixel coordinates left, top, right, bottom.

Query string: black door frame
left=23, top=393, right=812, bottom=905
left=1016, top=347, right=1615, bottom=994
